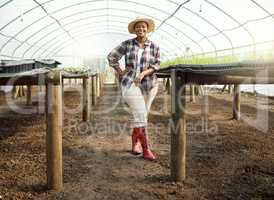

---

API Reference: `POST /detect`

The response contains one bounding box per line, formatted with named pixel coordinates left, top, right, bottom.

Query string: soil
left=0, top=83, right=274, bottom=200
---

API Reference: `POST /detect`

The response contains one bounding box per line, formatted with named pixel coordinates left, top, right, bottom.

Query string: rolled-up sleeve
left=107, top=41, right=127, bottom=69
left=149, top=45, right=160, bottom=71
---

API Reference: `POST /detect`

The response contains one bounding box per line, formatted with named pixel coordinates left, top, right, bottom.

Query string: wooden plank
left=2, top=69, right=274, bottom=85
left=156, top=72, right=170, bottom=78
left=170, top=69, right=186, bottom=181
left=62, top=74, right=89, bottom=79
left=45, top=71, right=63, bottom=191
left=184, top=72, right=274, bottom=85
left=0, top=71, right=48, bottom=85
left=156, top=72, right=274, bottom=85
left=82, top=77, right=91, bottom=121
left=233, top=84, right=241, bottom=120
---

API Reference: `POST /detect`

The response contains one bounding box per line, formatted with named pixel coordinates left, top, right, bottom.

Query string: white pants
left=122, top=83, right=158, bottom=127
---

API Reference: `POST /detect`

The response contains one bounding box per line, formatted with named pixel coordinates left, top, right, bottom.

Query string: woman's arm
left=116, top=67, right=129, bottom=77
left=134, top=44, right=160, bottom=84
left=148, top=45, right=160, bottom=71
left=133, top=68, right=154, bottom=84
left=107, top=41, right=127, bottom=76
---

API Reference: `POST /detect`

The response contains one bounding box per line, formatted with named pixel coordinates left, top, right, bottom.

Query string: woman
left=107, top=16, right=160, bottom=161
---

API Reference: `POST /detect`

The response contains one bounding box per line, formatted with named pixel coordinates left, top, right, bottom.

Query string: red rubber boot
left=131, top=128, right=142, bottom=155
left=139, top=127, right=156, bottom=161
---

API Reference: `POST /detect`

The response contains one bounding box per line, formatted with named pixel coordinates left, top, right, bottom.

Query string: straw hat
left=128, top=16, right=155, bottom=34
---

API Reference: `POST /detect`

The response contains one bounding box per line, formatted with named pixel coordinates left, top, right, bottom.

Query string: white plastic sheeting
left=0, top=0, right=273, bottom=64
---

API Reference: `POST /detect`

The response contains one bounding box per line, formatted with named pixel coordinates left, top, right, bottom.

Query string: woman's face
left=134, top=21, right=148, bottom=38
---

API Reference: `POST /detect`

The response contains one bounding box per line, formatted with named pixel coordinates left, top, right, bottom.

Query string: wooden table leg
left=82, top=77, right=91, bottom=121
left=45, top=71, right=63, bottom=191
left=233, top=84, right=241, bottom=120
left=170, top=70, right=186, bottom=181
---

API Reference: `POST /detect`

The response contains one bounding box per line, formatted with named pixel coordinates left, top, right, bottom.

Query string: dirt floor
left=0, top=83, right=274, bottom=200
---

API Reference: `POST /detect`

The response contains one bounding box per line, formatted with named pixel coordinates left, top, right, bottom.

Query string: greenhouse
left=0, top=0, right=274, bottom=199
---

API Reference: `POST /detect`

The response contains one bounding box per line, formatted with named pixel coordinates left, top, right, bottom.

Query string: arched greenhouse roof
left=0, top=0, right=274, bottom=66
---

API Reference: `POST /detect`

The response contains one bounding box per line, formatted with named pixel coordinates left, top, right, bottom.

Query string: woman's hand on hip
left=134, top=68, right=155, bottom=84
left=134, top=72, right=145, bottom=85
left=116, top=67, right=129, bottom=78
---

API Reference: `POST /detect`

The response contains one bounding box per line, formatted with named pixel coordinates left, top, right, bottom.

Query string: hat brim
left=128, top=18, right=155, bottom=34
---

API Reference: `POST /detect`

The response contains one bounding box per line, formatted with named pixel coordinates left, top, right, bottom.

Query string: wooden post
left=26, top=85, right=32, bottom=105
left=17, top=86, right=23, bottom=97
left=99, top=74, right=103, bottom=93
left=201, top=86, right=209, bottom=131
left=45, top=71, right=63, bottom=191
left=22, top=86, right=25, bottom=97
left=114, top=73, right=119, bottom=85
left=170, top=70, right=186, bottom=181
left=194, top=85, right=199, bottom=95
left=190, top=84, right=195, bottom=102
left=91, top=75, right=97, bottom=106
left=61, top=78, right=64, bottom=94
left=221, top=85, right=227, bottom=93
left=82, top=77, right=91, bottom=121
left=100, top=74, right=103, bottom=86
left=228, top=84, right=233, bottom=94
left=233, top=84, right=241, bottom=120
left=100, top=74, right=104, bottom=92
left=99, top=74, right=102, bottom=93
left=13, top=86, right=19, bottom=99
left=166, top=78, right=171, bottom=95
left=96, top=74, right=100, bottom=97
left=163, top=91, right=169, bottom=114
left=198, top=85, right=205, bottom=96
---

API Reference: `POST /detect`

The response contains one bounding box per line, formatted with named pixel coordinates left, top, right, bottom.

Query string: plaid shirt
left=107, top=37, right=160, bottom=93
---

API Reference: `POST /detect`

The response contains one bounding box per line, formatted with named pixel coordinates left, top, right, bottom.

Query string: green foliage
left=161, top=55, right=239, bottom=67
left=62, top=66, right=97, bottom=74
left=161, top=52, right=274, bottom=68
